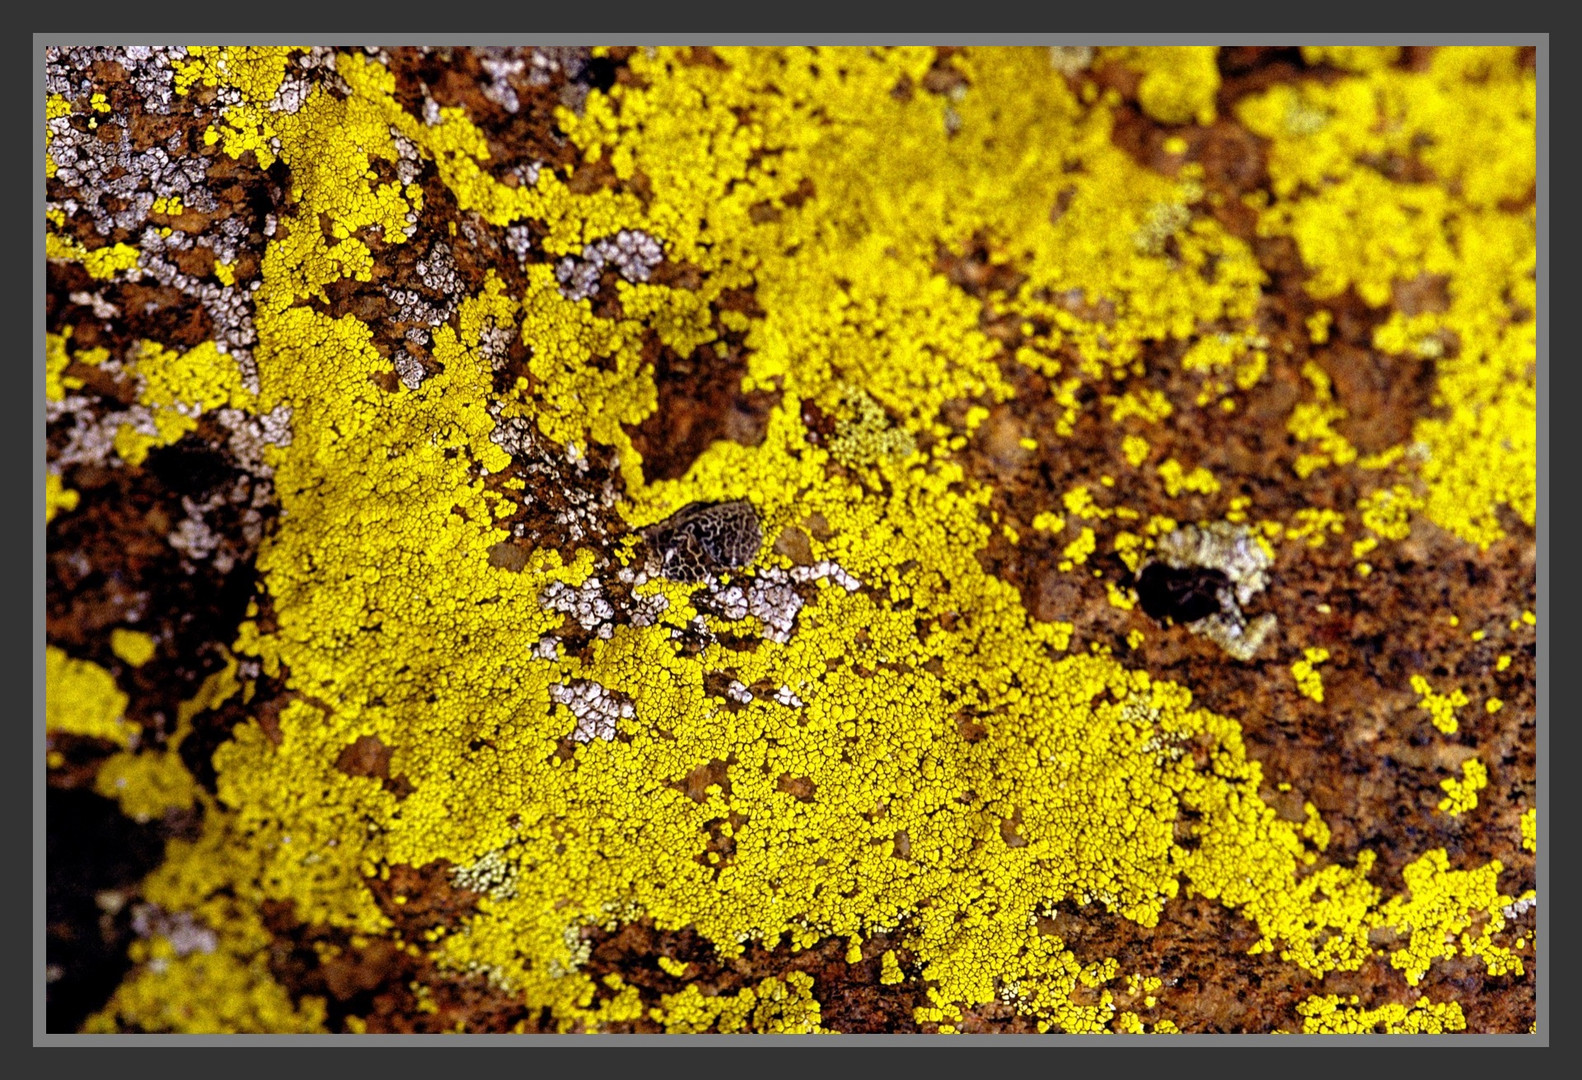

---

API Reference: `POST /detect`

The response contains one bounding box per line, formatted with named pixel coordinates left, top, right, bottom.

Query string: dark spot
left=46, top=787, right=168, bottom=1033
left=143, top=436, right=234, bottom=499
left=645, top=500, right=763, bottom=583
left=1135, top=563, right=1230, bottom=624
left=578, top=55, right=619, bottom=93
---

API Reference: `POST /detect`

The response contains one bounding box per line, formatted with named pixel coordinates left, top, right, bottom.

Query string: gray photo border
left=33, top=29, right=1550, bottom=1050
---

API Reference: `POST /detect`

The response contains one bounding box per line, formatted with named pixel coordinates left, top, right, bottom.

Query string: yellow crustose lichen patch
left=45, top=471, right=79, bottom=523
left=1375, top=850, right=1530, bottom=986
left=1410, top=675, right=1470, bottom=735
left=94, top=750, right=199, bottom=823
left=1295, top=993, right=1465, bottom=1035
left=48, top=46, right=1534, bottom=1034
left=109, top=629, right=157, bottom=668
left=1290, top=648, right=1329, bottom=703
left=1437, top=758, right=1488, bottom=817
left=47, top=646, right=134, bottom=748
left=1239, top=47, right=1535, bottom=550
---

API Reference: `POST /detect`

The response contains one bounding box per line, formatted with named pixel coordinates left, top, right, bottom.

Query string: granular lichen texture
left=44, top=45, right=1537, bottom=1035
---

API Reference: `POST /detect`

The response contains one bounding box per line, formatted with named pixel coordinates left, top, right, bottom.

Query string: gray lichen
left=554, top=229, right=665, bottom=302
left=1149, top=521, right=1277, bottom=661
left=644, top=499, right=763, bottom=584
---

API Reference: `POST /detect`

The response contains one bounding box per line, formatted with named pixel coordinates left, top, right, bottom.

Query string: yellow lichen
left=1376, top=849, right=1526, bottom=985
left=1120, top=435, right=1150, bottom=468
left=94, top=751, right=199, bottom=823
left=1296, top=993, right=1465, bottom=1034
left=827, top=385, right=918, bottom=471
left=1179, top=331, right=1268, bottom=405
left=1061, top=527, right=1097, bottom=568
left=45, top=471, right=80, bottom=523
left=1358, top=485, right=1424, bottom=543
left=56, top=44, right=1534, bottom=1036
left=110, top=628, right=157, bottom=668
left=1156, top=458, right=1220, bottom=498
left=1287, top=362, right=1357, bottom=479
left=1240, top=47, right=1535, bottom=547
left=1285, top=508, right=1346, bottom=548
left=654, top=971, right=823, bottom=1034
left=46, top=646, right=133, bottom=747
left=1290, top=647, right=1330, bottom=703
left=1437, top=758, right=1487, bottom=817
left=45, top=233, right=142, bottom=280
left=1110, top=46, right=1220, bottom=126
left=1410, top=675, right=1469, bottom=735
left=85, top=907, right=327, bottom=1034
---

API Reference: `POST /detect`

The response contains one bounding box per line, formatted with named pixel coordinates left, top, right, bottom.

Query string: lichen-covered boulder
left=46, top=45, right=1537, bottom=1035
